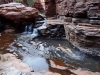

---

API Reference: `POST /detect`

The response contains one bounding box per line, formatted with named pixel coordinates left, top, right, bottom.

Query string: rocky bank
left=0, top=53, right=63, bottom=75
left=46, top=0, right=100, bottom=56
left=0, top=53, right=100, bottom=75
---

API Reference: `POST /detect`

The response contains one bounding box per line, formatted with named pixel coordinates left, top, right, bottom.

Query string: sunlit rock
left=0, top=3, right=38, bottom=22
left=0, top=53, right=33, bottom=73
left=70, top=68, right=100, bottom=75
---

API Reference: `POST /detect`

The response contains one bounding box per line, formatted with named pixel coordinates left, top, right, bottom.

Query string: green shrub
left=14, top=0, right=34, bottom=6
left=14, top=0, right=23, bottom=3
left=27, top=0, right=34, bottom=6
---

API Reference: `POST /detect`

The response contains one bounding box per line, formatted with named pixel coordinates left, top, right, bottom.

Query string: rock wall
left=55, top=0, right=100, bottom=56
left=0, top=0, right=13, bottom=4
left=33, top=0, right=44, bottom=13
left=45, top=0, right=56, bottom=17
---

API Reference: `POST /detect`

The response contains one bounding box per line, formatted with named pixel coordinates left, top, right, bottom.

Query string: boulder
left=0, top=3, right=38, bottom=23
left=0, top=3, right=38, bottom=32
left=0, top=53, right=33, bottom=73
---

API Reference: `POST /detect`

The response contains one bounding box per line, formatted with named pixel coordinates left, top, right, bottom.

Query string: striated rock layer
left=55, top=0, right=100, bottom=56
left=0, top=3, right=38, bottom=23
left=0, top=3, right=38, bottom=32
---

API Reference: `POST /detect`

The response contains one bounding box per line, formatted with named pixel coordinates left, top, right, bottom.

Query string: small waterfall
left=37, top=18, right=47, bottom=30
left=23, top=23, right=33, bottom=34
left=32, top=28, right=38, bottom=37
left=25, top=25, right=28, bottom=32
left=23, top=25, right=28, bottom=34
left=28, top=24, right=33, bottom=34
left=23, top=18, right=47, bottom=37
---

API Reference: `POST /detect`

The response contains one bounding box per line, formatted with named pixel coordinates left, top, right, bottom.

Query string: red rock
left=33, top=0, right=44, bottom=13
left=0, top=3, right=38, bottom=22
left=45, top=0, right=56, bottom=17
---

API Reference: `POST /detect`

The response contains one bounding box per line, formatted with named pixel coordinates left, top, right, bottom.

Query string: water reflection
left=23, top=56, right=49, bottom=72
left=0, top=32, right=100, bottom=74
left=36, top=38, right=100, bottom=72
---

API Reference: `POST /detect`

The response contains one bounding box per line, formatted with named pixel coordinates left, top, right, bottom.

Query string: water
left=37, top=18, right=47, bottom=30
left=23, top=18, right=47, bottom=36
left=0, top=17, right=100, bottom=74
left=0, top=33, right=100, bottom=74
left=36, top=38, right=100, bottom=72
left=23, top=56, right=49, bottom=72
left=23, top=23, right=33, bottom=34
left=32, top=28, right=38, bottom=36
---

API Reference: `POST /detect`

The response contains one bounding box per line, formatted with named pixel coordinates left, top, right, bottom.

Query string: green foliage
left=14, top=0, right=34, bottom=6
left=14, top=0, right=23, bottom=3
left=27, top=0, right=34, bottom=6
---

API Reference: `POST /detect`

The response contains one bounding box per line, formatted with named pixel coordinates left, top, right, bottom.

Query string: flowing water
left=0, top=19, right=100, bottom=75
left=0, top=32, right=100, bottom=75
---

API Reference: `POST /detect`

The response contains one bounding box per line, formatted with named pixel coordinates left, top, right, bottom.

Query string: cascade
left=23, top=17, right=47, bottom=38
left=37, top=18, right=47, bottom=30
left=23, top=24, right=33, bottom=34
left=24, top=25, right=28, bottom=34
left=32, top=28, right=38, bottom=37
left=28, top=23, right=33, bottom=34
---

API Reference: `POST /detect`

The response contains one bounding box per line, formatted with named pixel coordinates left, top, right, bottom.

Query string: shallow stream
left=0, top=33, right=100, bottom=75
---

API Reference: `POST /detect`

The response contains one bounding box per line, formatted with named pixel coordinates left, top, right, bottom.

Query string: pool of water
left=36, top=38, right=100, bottom=72
left=0, top=33, right=100, bottom=75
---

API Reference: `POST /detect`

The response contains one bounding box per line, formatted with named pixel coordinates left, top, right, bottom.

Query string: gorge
left=0, top=0, right=100, bottom=75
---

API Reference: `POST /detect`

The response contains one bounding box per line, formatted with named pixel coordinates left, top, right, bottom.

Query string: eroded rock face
left=56, top=0, right=100, bottom=19
left=0, top=3, right=38, bottom=22
left=0, top=3, right=38, bottom=32
left=55, top=0, right=100, bottom=56
left=64, top=23, right=100, bottom=56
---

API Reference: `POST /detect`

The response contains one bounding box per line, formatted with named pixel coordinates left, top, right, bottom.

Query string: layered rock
left=64, top=23, right=100, bottom=56
left=0, top=3, right=38, bottom=23
left=55, top=0, right=100, bottom=56
left=0, top=0, right=13, bottom=4
left=0, top=3, right=38, bottom=32
left=56, top=0, right=100, bottom=19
